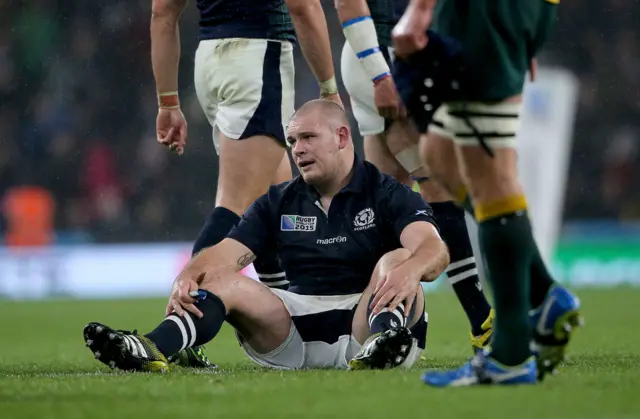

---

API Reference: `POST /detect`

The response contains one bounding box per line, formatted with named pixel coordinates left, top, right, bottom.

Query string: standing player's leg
left=421, top=100, right=539, bottom=386
left=169, top=39, right=295, bottom=367
left=364, top=133, right=413, bottom=187
left=350, top=249, right=427, bottom=370
left=385, top=119, right=494, bottom=351
left=192, top=39, right=295, bottom=282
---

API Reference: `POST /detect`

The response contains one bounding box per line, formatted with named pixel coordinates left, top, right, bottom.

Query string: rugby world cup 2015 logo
left=281, top=214, right=317, bottom=232
left=353, top=208, right=375, bottom=231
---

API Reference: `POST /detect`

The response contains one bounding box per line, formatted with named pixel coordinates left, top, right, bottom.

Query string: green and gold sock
left=476, top=196, right=533, bottom=366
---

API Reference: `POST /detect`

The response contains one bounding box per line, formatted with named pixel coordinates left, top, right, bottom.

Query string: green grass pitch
left=1, top=288, right=639, bottom=419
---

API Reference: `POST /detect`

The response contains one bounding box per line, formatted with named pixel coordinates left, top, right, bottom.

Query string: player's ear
left=336, top=125, right=350, bottom=150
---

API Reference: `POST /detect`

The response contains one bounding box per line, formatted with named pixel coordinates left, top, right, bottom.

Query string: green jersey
left=432, top=0, right=558, bottom=100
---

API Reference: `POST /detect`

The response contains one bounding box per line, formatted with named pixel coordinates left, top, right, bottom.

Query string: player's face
left=287, top=113, right=341, bottom=185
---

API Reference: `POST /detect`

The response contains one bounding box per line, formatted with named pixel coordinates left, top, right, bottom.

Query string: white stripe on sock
left=130, top=335, right=148, bottom=358
left=166, top=315, right=188, bottom=351
left=368, top=304, right=406, bottom=328
left=445, top=257, right=475, bottom=273
left=448, top=268, right=479, bottom=284
left=183, top=312, right=197, bottom=348
left=392, top=303, right=406, bottom=327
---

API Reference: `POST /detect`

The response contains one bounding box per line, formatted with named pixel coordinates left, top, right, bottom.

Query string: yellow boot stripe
left=475, top=195, right=528, bottom=222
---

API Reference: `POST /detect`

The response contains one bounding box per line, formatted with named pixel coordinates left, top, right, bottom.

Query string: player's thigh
left=445, top=101, right=524, bottom=204
left=272, top=153, right=292, bottom=185
left=419, top=107, right=462, bottom=196
left=351, top=249, right=426, bottom=345
left=363, top=134, right=411, bottom=186
left=340, top=42, right=386, bottom=138
left=217, top=135, right=286, bottom=213
left=197, top=39, right=293, bottom=212
left=202, top=272, right=292, bottom=354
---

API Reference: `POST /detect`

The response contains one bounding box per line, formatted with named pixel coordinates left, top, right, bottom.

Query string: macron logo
left=317, top=236, right=347, bottom=245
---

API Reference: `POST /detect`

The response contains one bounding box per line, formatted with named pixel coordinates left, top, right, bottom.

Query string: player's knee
left=374, top=248, right=413, bottom=279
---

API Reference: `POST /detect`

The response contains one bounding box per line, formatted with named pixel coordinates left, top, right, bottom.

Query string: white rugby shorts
left=194, top=38, right=295, bottom=154
left=237, top=288, right=427, bottom=370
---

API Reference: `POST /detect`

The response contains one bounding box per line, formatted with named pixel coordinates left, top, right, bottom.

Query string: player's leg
left=364, top=133, right=412, bottom=186
left=452, top=100, right=537, bottom=363
left=421, top=99, right=540, bottom=386
left=168, top=39, right=294, bottom=368
left=349, top=248, right=427, bottom=370
left=191, top=39, right=294, bottom=282
left=84, top=269, right=293, bottom=372
left=384, top=117, right=494, bottom=351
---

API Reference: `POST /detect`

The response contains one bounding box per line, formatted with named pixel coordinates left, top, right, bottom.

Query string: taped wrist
left=319, top=76, right=339, bottom=96
left=157, top=91, right=180, bottom=109
left=342, top=16, right=390, bottom=83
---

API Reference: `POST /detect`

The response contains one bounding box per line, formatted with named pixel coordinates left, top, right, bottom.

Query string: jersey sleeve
left=226, top=194, right=274, bottom=258
left=382, top=181, right=438, bottom=239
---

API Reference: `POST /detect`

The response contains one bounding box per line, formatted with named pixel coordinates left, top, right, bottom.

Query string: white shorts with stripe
left=194, top=38, right=295, bottom=154
left=429, top=103, right=522, bottom=148
left=237, top=288, right=427, bottom=370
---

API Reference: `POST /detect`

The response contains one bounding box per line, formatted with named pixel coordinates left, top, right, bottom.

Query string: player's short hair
left=291, top=99, right=349, bottom=129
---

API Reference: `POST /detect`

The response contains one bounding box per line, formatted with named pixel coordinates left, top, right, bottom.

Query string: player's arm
left=385, top=182, right=449, bottom=282
left=285, top=0, right=340, bottom=101
left=150, top=0, right=187, bottom=102
left=335, top=0, right=390, bottom=84
left=370, top=181, right=448, bottom=315
left=182, top=194, right=273, bottom=280
left=170, top=194, right=274, bottom=316
left=181, top=238, right=257, bottom=283
left=398, top=220, right=449, bottom=282
left=151, top=0, right=189, bottom=154
left=335, top=0, right=403, bottom=118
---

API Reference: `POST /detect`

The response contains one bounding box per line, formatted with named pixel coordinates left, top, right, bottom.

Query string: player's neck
left=315, top=154, right=354, bottom=198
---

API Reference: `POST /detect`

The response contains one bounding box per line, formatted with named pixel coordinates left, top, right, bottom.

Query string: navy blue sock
left=145, top=290, right=227, bottom=358
left=192, top=207, right=241, bottom=256
left=366, top=292, right=419, bottom=335
left=431, top=201, right=492, bottom=335
left=254, top=248, right=288, bottom=290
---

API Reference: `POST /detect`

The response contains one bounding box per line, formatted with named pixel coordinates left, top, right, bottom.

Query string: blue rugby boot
left=422, top=350, right=537, bottom=387
left=530, top=285, right=583, bottom=380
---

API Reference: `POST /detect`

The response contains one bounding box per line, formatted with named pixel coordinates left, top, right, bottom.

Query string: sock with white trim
left=145, top=290, right=226, bottom=358
left=431, top=201, right=492, bottom=336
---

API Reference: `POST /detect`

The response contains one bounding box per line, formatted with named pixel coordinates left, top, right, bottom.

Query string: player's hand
left=322, top=92, right=344, bottom=110
left=374, top=76, right=405, bottom=120
left=156, top=107, right=188, bottom=155
left=166, top=271, right=203, bottom=319
left=370, top=262, right=422, bottom=317
left=392, top=5, right=433, bottom=59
